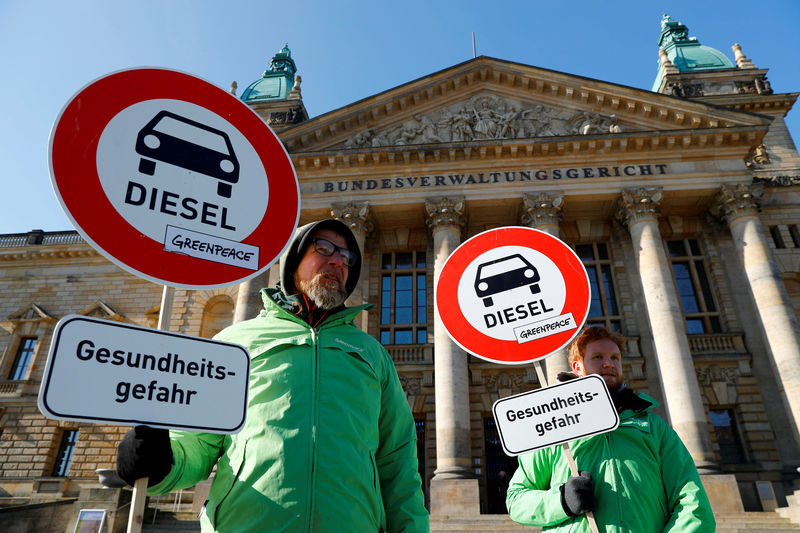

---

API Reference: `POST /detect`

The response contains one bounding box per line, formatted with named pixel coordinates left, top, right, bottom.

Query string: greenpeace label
left=513, top=312, right=576, bottom=343
left=164, top=225, right=259, bottom=269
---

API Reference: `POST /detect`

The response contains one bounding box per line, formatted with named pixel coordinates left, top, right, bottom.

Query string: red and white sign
left=435, top=226, right=590, bottom=364
left=49, top=68, right=300, bottom=289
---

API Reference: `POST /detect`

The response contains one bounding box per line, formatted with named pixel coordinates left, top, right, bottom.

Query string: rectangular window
left=790, top=225, right=800, bottom=248
left=770, top=226, right=786, bottom=249
left=709, top=409, right=746, bottom=464
left=52, top=430, right=78, bottom=477
left=380, top=252, right=428, bottom=345
left=8, top=337, right=36, bottom=380
left=574, top=243, right=622, bottom=332
left=667, top=239, right=722, bottom=334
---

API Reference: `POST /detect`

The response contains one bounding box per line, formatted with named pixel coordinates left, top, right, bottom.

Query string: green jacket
left=505, top=393, right=715, bottom=533
left=149, top=289, right=429, bottom=533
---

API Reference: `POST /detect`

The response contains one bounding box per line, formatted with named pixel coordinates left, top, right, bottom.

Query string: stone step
left=142, top=511, right=201, bottom=532
left=139, top=510, right=800, bottom=533
left=430, top=515, right=537, bottom=532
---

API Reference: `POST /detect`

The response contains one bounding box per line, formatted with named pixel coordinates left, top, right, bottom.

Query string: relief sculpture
left=343, top=94, right=625, bottom=148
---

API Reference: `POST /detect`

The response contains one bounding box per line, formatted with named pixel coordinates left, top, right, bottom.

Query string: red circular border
left=435, top=227, right=590, bottom=364
left=49, top=68, right=299, bottom=288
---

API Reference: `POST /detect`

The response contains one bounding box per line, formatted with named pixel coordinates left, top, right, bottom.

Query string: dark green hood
left=279, top=218, right=361, bottom=298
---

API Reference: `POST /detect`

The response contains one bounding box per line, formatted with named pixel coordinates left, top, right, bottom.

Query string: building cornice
left=289, top=125, right=767, bottom=173
left=278, top=57, right=768, bottom=153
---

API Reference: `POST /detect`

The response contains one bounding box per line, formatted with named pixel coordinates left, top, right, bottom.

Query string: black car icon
left=474, top=254, right=541, bottom=307
left=135, top=110, right=240, bottom=198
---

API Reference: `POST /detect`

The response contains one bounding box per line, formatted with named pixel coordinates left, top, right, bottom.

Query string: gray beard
left=298, top=274, right=347, bottom=310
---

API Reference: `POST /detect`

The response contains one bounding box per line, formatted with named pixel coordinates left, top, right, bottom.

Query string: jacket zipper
left=308, top=326, right=320, bottom=532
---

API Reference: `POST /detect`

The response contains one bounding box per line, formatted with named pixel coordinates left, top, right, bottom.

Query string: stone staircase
left=135, top=485, right=800, bottom=532
left=137, top=511, right=800, bottom=532
left=778, top=488, right=800, bottom=528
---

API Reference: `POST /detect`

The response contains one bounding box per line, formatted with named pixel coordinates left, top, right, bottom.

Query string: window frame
left=666, top=238, right=722, bottom=334
left=8, top=336, right=37, bottom=381
left=379, top=251, right=429, bottom=346
left=572, top=242, right=623, bottom=333
left=51, top=429, right=79, bottom=477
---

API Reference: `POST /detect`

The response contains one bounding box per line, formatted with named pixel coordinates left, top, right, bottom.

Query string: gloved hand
left=116, top=425, right=173, bottom=487
left=560, top=470, right=596, bottom=516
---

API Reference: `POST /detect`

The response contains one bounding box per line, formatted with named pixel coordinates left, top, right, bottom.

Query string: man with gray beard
left=116, top=219, right=429, bottom=532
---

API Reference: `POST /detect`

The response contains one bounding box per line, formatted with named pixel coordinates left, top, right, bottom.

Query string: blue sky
left=1, top=0, right=798, bottom=234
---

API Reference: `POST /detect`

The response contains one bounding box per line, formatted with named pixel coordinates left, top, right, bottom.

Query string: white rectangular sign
left=38, top=315, right=250, bottom=433
left=492, top=374, right=619, bottom=456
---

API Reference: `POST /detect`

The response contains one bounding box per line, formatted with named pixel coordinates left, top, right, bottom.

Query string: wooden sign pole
left=533, top=360, right=600, bottom=533
left=126, top=285, right=174, bottom=533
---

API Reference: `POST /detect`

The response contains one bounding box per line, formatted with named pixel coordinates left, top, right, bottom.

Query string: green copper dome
left=652, top=14, right=735, bottom=91
left=241, top=44, right=297, bottom=103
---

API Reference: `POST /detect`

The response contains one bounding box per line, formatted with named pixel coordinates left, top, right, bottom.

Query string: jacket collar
left=261, top=287, right=371, bottom=327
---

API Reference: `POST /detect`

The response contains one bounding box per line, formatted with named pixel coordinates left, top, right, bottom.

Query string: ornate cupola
left=240, top=44, right=308, bottom=130
left=651, top=14, right=772, bottom=98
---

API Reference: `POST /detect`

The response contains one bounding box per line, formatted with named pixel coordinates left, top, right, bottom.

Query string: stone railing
left=386, top=344, right=433, bottom=364
left=0, top=230, right=83, bottom=248
left=688, top=333, right=747, bottom=355
left=0, top=380, right=27, bottom=395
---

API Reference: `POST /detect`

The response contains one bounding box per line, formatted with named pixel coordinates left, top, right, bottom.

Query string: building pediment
left=278, top=56, right=771, bottom=155
left=77, top=300, right=125, bottom=322
left=1, top=304, right=55, bottom=333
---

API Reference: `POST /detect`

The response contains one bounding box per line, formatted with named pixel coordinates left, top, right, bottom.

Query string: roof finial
left=732, top=43, right=757, bottom=69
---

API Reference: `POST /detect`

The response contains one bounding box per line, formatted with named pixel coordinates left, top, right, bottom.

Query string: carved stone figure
left=472, top=99, right=500, bottom=139
left=415, top=113, right=444, bottom=143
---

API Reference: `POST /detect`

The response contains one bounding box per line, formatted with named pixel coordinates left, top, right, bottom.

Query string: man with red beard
left=116, top=219, right=429, bottom=533
left=506, top=326, right=715, bottom=532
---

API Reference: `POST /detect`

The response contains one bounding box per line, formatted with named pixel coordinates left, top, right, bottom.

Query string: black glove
left=116, top=425, right=173, bottom=487
left=560, top=471, right=596, bottom=516
left=556, top=371, right=578, bottom=382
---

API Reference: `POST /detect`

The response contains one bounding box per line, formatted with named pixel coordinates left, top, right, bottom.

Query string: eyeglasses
left=311, top=238, right=357, bottom=267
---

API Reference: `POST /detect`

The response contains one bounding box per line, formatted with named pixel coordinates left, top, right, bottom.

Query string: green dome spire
left=241, top=44, right=298, bottom=103
left=652, top=14, right=734, bottom=91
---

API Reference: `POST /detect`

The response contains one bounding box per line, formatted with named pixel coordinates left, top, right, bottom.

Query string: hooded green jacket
left=148, top=289, right=429, bottom=533
left=505, top=393, right=715, bottom=532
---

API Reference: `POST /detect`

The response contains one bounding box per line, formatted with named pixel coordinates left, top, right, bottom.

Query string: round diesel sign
left=49, top=68, right=300, bottom=289
left=435, top=226, right=591, bottom=364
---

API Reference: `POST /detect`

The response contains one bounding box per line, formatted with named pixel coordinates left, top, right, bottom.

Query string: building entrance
left=484, top=417, right=518, bottom=514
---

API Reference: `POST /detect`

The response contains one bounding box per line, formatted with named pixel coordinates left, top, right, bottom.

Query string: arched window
left=200, top=296, right=234, bottom=338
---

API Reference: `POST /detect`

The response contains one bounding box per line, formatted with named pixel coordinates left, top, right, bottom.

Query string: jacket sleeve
left=506, top=449, right=575, bottom=527
left=147, top=430, right=225, bottom=495
left=375, top=346, right=429, bottom=533
left=656, top=418, right=716, bottom=533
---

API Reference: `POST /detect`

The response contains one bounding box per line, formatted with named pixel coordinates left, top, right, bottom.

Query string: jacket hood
left=279, top=219, right=362, bottom=298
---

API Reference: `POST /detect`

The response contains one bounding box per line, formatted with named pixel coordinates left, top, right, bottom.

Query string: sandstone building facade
left=2, top=15, right=800, bottom=531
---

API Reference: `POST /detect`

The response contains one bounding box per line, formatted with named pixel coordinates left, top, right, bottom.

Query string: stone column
left=332, top=201, right=374, bottom=331
left=233, top=272, right=269, bottom=324
left=425, top=196, right=479, bottom=515
left=714, top=183, right=800, bottom=445
left=520, top=192, right=569, bottom=385
left=618, top=187, right=717, bottom=472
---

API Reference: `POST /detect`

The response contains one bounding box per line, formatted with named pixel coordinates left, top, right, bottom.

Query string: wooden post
left=534, top=360, right=599, bottom=533
left=127, top=285, right=175, bottom=533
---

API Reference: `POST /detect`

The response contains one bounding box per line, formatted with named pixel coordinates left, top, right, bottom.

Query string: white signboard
left=38, top=316, right=250, bottom=433
left=492, top=375, right=619, bottom=456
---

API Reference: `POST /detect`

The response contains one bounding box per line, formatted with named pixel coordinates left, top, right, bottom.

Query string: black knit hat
left=280, top=219, right=361, bottom=298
